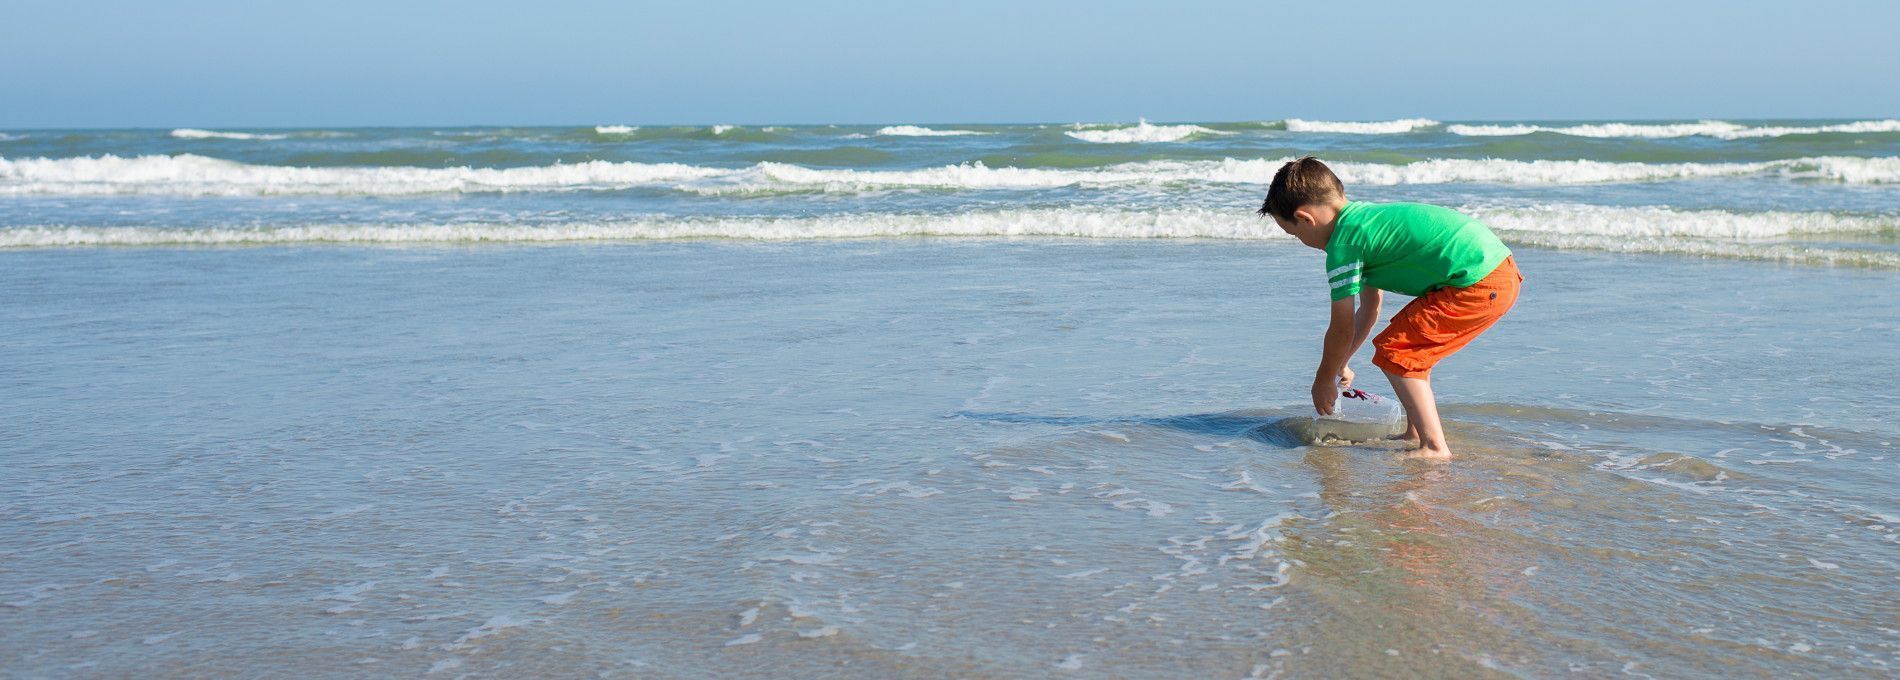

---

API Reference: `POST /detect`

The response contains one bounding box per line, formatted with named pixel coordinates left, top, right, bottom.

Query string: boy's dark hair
left=1257, top=156, right=1344, bottom=221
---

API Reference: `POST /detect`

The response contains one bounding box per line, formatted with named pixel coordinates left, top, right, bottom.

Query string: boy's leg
left=1369, top=257, right=1522, bottom=460
left=1383, top=370, right=1448, bottom=459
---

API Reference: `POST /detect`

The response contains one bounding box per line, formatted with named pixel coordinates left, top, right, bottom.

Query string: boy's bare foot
left=1401, top=446, right=1452, bottom=461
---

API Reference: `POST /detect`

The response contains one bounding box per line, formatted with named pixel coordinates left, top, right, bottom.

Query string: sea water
left=2, top=120, right=1897, bottom=677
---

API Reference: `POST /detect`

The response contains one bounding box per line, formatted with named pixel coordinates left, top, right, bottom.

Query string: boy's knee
left=1373, top=351, right=1431, bottom=379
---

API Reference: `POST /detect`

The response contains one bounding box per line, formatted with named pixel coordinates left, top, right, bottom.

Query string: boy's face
left=1272, top=210, right=1329, bottom=250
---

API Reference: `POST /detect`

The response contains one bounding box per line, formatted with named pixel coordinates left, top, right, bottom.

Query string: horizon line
left=5, top=115, right=1899, bottom=132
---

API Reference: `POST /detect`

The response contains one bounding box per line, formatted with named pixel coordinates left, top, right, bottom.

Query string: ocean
left=2, top=120, right=1896, bottom=677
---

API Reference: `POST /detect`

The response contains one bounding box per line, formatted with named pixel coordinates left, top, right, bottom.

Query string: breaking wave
left=5, top=154, right=1898, bottom=197
left=0, top=154, right=729, bottom=196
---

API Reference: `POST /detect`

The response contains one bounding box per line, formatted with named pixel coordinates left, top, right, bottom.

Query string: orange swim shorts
left=1371, top=256, right=1523, bottom=379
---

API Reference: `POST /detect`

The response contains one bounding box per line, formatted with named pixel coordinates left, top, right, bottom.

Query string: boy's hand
left=1315, top=296, right=1355, bottom=416
left=1311, top=376, right=1339, bottom=415
left=1338, top=366, right=1354, bottom=389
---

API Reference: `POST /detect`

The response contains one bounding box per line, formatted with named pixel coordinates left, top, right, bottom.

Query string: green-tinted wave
left=753, top=147, right=896, bottom=167
left=280, top=149, right=564, bottom=168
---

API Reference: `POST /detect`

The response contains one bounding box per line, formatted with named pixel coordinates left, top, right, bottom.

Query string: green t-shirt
left=1324, top=201, right=1512, bottom=300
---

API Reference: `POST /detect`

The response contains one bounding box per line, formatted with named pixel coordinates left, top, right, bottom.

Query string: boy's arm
left=1312, top=296, right=1356, bottom=415
left=1347, top=288, right=1383, bottom=357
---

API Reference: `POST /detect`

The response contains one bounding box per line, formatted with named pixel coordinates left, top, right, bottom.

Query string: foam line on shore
left=6, top=205, right=1894, bottom=268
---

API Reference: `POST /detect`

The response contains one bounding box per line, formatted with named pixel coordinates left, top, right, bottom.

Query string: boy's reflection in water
left=1279, top=446, right=1542, bottom=671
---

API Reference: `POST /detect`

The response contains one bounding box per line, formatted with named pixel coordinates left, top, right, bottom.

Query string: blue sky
left=5, top=0, right=1897, bottom=128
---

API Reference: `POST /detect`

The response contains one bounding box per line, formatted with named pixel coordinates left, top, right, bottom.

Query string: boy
left=1258, top=157, right=1522, bottom=460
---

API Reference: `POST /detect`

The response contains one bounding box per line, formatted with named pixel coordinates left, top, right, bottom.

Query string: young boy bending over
left=1258, top=157, right=1522, bottom=460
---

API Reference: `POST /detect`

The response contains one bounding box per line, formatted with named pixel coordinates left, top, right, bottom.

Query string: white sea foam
left=0, top=154, right=728, bottom=196
left=0, top=133, right=24, bottom=142
left=1469, top=204, right=1897, bottom=240
left=1447, top=119, right=1900, bottom=139
left=875, top=125, right=987, bottom=137
left=9, top=154, right=1896, bottom=197
left=0, top=209, right=1273, bottom=246
left=1470, top=205, right=1900, bottom=267
left=1320, top=156, right=1899, bottom=186
left=681, top=157, right=1900, bottom=194
left=169, top=128, right=290, bottom=140
left=1495, top=232, right=1900, bottom=267
left=711, top=125, right=737, bottom=135
left=1066, top=119, right=1224, bottom=143
left=1223, top=513, right=1294, bottom=565
left=1283, top=118, right=1440, bottom=134
left=1799, top=155, right=1900, bottom=183
left=1329, top=158, right=1782, bottom=185
left=594, top=125, right=638, bottom=134
left=9, top=206, right=1892, bottom=266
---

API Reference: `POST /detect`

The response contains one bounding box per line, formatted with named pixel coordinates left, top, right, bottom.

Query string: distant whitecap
left=1447, top=119, right=1900, bottom=139
left=1283, top=118, right=1440, bottom=134
left=875, top=125, right=987, bottom=137
left=169, top=128, right=289, bottom=140
left=1065, top=119, right=1225, bottom=143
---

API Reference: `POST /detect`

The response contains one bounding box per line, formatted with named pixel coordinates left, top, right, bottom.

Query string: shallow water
left=3, top=240, right=1894, bottom=677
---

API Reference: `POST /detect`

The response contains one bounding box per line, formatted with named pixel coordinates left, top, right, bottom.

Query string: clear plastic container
left=1330, top=389, right=1404, bottom=426
left=1304, top=388, right=1407, bottom=443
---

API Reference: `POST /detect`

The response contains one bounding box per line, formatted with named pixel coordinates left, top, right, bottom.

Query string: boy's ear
left=1291, top=206, right=1316, bottom=227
